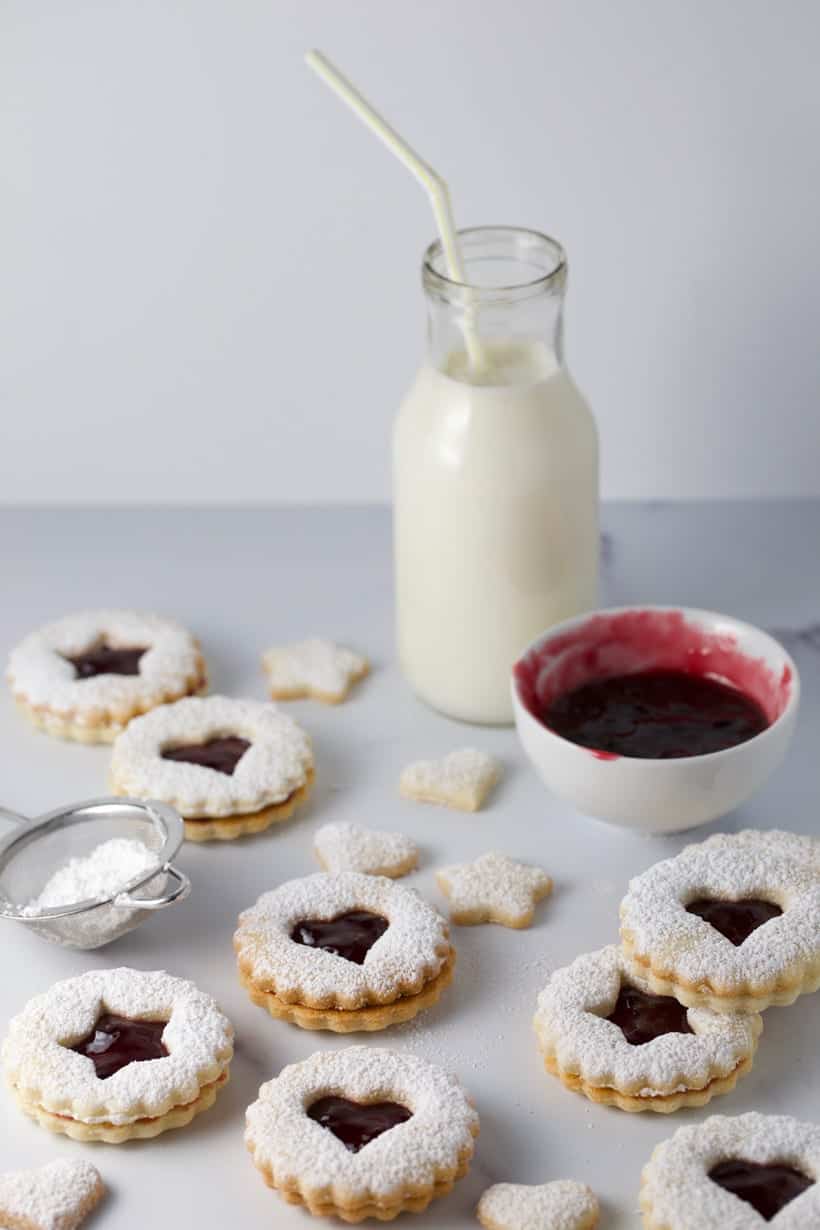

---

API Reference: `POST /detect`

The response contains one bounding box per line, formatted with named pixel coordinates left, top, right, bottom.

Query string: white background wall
left=2, top=0, right=818, bottom=504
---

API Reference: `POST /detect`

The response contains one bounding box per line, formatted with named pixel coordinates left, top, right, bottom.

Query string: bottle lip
left=422, top=226, right=567, bottom=298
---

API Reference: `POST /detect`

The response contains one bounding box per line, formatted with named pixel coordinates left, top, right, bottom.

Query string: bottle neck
left=425, top=291, right=565, bottom=381
left=422, top=227, right=568, bottom=384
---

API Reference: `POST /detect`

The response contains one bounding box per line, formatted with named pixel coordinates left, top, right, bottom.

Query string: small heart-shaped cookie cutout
left=686, top=898, right=783, bottom=946
left=478, top=1179, right=599, bottom=1230
left=0, top=1159, right=105, bottom=1230
left=161, top=735, right=251, bottom=776
left=709, top=1159, right=814, bottom=1220
left=308, top=1095, right=412, bottom=1153
left=291, top=910, right=389, bottom=964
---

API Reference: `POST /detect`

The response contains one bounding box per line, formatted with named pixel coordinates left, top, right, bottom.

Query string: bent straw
left=305, top=49, right=486, bottom=372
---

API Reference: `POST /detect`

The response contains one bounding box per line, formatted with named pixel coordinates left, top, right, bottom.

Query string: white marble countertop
left=0, top=502, right=818, bottom=1229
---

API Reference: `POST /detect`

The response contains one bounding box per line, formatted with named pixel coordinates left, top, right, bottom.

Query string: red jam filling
left=161, top=736, right=251, bottom=776
left=70, top=1013, right=169, bottom=1080
left=291, top=911, right=389, bottom=965
left=65, top=644, right=147, bottom=678
left=605, top=984, right=693, bottom=1046
left=686, top=898, right=783, bottom=946
left=708, top=1159, right=814, bottom=1220
left=541, top=670, right=768, bottom=759
left=307, top=1096, right=412, bottom=1152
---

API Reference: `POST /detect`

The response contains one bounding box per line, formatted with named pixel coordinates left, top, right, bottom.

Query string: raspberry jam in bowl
left=512, top=607, right=799, bottom=833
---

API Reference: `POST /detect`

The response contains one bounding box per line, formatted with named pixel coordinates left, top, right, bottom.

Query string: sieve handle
left=0, top=807, right=27, bottom=830
left=114, top=864, right=191, bottom=910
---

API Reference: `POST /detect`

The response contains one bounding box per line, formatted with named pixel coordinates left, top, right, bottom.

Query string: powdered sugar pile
left=22, top=839, right=157, bottom=914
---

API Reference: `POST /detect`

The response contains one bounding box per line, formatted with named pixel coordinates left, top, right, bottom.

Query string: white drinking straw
left=305, top=49, right=486, bottom=371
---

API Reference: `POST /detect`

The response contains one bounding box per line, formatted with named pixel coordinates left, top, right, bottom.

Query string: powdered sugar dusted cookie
left=2, top=967, right=233, bottom=1143
left=620, top=842, right=820, bottom=1012
left=640, top=1112, right=820, bottom=1228
left=533, top=945, right=761, bottom=1113
left=0, top=1160, right=104, bottom=1230
left=110, top=694, right=314, bottom=842
left=235, top=872, right=454, bottom=1031
left=245, top=1046, right=479, bottom=1221
left=478, top=1179, right=599, bottom=1230
left=684, top=827, right=820, bottom=875
left=262, top=637, right=369, bottom=704
left=314, top=822, right=418, bottom=878
left=400, top=748, right=501, bottom=812
left=436, top=851, right=552, bottom=929
left=7, top=609, right=206, bottom=743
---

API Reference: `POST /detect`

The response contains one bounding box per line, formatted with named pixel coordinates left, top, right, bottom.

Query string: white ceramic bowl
left=511, top=606, right=799, bottom=834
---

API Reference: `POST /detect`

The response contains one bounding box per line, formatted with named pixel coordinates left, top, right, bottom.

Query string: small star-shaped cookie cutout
left=313, top=822, right=419, bottom=878
left=436, top=851, right=552, bottom=928
left=262, top=638, right=369, bottom=704
left=0, top=1159, right=105, bottom=1230
left=400, top=748, right=501, bottom=812
left=478, top=1179, right=599, bottom=1230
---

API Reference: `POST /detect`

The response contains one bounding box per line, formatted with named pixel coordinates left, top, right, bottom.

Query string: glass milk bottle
left=394, top=227, right=599, bottom=724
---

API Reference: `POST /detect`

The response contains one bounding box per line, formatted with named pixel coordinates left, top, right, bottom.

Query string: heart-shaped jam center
left=161, top=736, right=251, bottom=776
left=291, top=911, right=389, bottom=965
left=605, top=984, right=693, bottom=1046
left=69, top=1013, right=169, bottom=1080
left=64, top=643, right=147, bottom=678
left=308, top=1096, right=412, bottom=1153
left=686, top=898, right=782, bottom=946
left=709, top=1159, right=814, bottom=1220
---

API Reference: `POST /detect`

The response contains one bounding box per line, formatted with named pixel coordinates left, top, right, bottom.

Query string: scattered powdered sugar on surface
left=1, top=968, right=233, bottom=1124
left=620, top=844, right=820, bottom=989
left=313, top=822, right=418, bottom=877
left=533, top=945, right=760, bottom=1095
left=262, top=638, right=368, bottom=700
left=245, top=1047, right=478, bottom=1200
left=436, top=851, right=552, bottom=927
left=234, top=872, right=450, bottom=1008
left=478, top=1179, right=599, bottom=1230
left=110, top=695, right=313, bottom=816
left=642, top=1113, right=820, bottom=1228
left=400, top=748, right=501, bottom=811
left=0, top=1159, right=104, bottom=1230
left=22, top=839, right=158, bottom=913
left=7, top=609, right=202, bottom=715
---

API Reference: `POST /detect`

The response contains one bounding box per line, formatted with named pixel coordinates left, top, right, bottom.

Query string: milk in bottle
left=394, top=227, right=598, bottom=724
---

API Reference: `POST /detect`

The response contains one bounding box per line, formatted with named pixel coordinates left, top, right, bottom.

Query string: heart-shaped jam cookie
left=641, top=1112, right=820, bottom=1229
left=246, top=1047, right=479, bottom=1221
left=534, top=946, right=760, bottom=1113
left=235, top=872, right=454, bottom=1032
